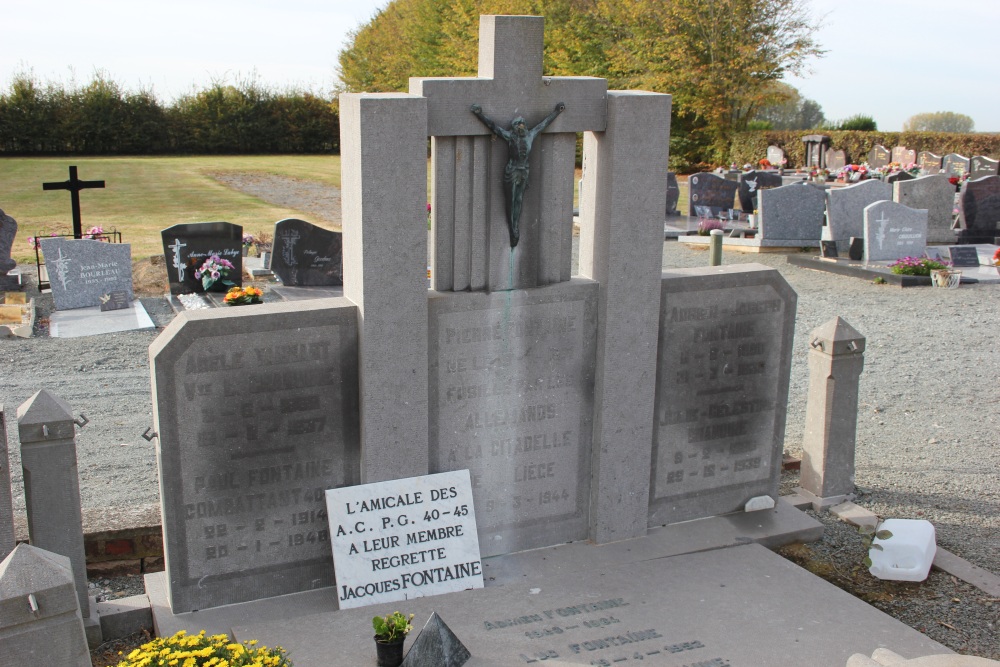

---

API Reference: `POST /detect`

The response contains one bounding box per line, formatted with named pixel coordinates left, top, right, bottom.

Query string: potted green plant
left=373, top=611, right=414, bottom=667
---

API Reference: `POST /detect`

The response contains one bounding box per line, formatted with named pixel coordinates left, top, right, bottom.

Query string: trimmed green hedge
left=729, top=130, right=1000, bottom=169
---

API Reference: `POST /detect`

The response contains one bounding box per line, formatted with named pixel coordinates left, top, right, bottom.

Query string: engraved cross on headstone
left=42, top=166, right=106, bottom=239
left=411, top=15, right=607, bottom=292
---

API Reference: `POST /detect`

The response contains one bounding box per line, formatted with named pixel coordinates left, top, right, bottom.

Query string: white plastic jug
left=868, top=518, right=936, bottom=582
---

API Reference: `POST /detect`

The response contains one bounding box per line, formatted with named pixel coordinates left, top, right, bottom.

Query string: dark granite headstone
left=957, top=175, right=1000, bottom=244
left=400, top=612, right=471, bottom=667
left=848, top=237, right=864, bottom=261
left=38, top=238, right=133, bottom=310
left=820, top=240, right=838, bottom=258
left=688, top=173, right=739, bottom=218
left=766, top=145, right=785, bottom=166
left=665, top=172, right=681, bottom=216
left=947, top=245, right=980, bottom=267
left=270, top=219, right=343, bottom=287
left=867, top=145, right=890, bottom=169
left=918, top=152, right=943, bottom=174
left=737, top=170, right=783, bottom=213
left=826, top=150, right=847, bottom=171
left=970, top=156, right=999, bottom=180
left=0, top=209, right=16, bottom=276
left=942, top=153, right=970, bottom=179
left=651, top=265, right=796, bottom=525
left=902, top=148, right=917, bottom=166
left=161, top=222, right=243, bottom=295
left=886, top=171, right=915, bottom=184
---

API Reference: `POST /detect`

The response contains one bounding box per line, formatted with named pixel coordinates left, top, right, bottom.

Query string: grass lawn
left=1, top=156, right=342, bottom=263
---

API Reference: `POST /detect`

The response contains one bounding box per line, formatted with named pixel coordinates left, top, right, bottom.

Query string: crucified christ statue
left=470, top=102, right=565, bottom=248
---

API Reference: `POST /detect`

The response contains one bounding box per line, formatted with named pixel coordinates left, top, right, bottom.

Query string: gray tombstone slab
left=893, top=174, right=957, bottom=244
left=942, top=153, right=970, bottom=178
left=270, top=218, right=343, bottom=287
left=38, top=238, right=133, bottom=310
left=826, top=179, right=893, bottom=246
left=688, top=172, right=739, bottom=217
left=863, top=201, right=928, bottom=261
left=826, top=149, right=847, bottom=171
left=665, top=172, right=681, bottom=216
left=0, top=407, right=13, bottom=561
left=766, top=145, right=785, bottom=166
left=738, top=170, right=783, bottom=213
left=868, top=145, right=890, bottom=168
left=757, top=181, right=826, bottom=241
left=957, top=175, right=1000, bottom=244
left=427, top=280, right=599, bottom=557
left=0, top=208, right=16, bottom=279
left=650, top=265, right=796, bottom=525
left=149, top=299, right=361, bottom=613
left=0, top=544, right=91, bottom=667
left=918, top=151, right=943, bottom=174
left=970, top=156, right=999, bottom=179
left=160, top=222, right=243, bottom=295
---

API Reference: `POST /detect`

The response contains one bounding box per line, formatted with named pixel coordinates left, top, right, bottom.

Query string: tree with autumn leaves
left=338, top=0, right=823, bottom=167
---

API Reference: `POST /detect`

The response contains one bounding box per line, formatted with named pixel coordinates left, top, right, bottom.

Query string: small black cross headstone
left=42, top=166, right=106, bottom=238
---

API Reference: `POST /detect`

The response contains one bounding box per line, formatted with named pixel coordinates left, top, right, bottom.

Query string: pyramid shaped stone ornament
left=808, top=316, right=866, bottom=357
left=400, top=612, right=471, bottom=667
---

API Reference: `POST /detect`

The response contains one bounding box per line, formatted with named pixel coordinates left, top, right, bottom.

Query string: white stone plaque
left=326, top=470, right=484, bottom=609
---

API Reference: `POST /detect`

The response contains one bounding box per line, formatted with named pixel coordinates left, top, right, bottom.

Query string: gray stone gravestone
left=756, top=181, right=826, bottom=241
left=918, top=151, right=943, bottom=174
left=942, top=153, right=970, bottom=178
left=868, top=145, right=890, bottom=168
left=863, top=200, right=928, bottom=261
left=665, top=172, right=681, bottom=216
left=650, top=264, right=796, bottom=525
left=766, top=145, right=785, bottom=167
left=891, top=146, right=908, bottom=165
left=270, top=218, right=344, bottom=287
left=149, top=299, right=362, bottom=613
left=687, top=172, right=739, bottom=218
left=826, top=149, right=847, bottom=171
left=826, top=179, right=893, bottom=248
left=0, top=208, right=17, bottom=290
left=957, top=175, right=1000, bottom=244
left=738, top=169, right=783, bottom=213
left=161, top=222, right=243, bottom=295
left=0, top=406, right=13, bottom=562
left=0, top=544, right=91, bottom=667
left=38, top=237, right=133, bottom=310
left=970, top=156, right=999, bottom=179
left=893, top=174, right=957, bottom=244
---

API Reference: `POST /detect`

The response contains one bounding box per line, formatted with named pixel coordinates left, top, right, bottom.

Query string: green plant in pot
left=373, top=611, right=414, bottom=667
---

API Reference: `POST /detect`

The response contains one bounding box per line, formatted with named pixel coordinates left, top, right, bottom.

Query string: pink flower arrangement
left=194, top=255, right=236, bottom=291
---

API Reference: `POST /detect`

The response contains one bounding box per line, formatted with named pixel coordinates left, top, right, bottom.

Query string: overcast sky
left=4, top=0, right=999, bottom=132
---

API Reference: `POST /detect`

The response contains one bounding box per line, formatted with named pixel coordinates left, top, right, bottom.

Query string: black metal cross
left=42, top=166, right=106, bottom=238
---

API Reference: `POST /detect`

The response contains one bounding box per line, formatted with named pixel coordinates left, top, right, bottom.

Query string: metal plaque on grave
left=161, top=222, right=243, bottom=295
left=650, top=265, right=796, bottom=526
left=270, top=219, right=343, bottom=287
left=149, top=300, right=361, bottom=613
left=427, top=280, right=598, bottom=557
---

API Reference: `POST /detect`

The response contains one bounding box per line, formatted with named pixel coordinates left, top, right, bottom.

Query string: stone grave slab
left=428, top=279, right=598, bottom=558
left=970, top=156, right=999, bottom=179
left=326, top=470, right=483, bottom=610
left=650, top=265, right=796, bottom=525
left=0, top=208, right=17, bottom=290
left=957, top=175, right=1000, bottom=244
left=894, top=174, right=958, bottom=244
left=737, top=170, right=782, bottom=213
left=766, top=145, right=784, bottom=166
left=891, top=146, right=916, bottom=166
left=233, top=543, right=950, bottom=667
left=149, top=298, right=361, bottom=613
left=942, top=154, right=970, bottom=178
left=0, top=406, right=13, bottom=561
left=918, top=152, right=943, bottom=174
left=826, top=179, right=892, bottom=248
left=161, top=222, right=243, bottom=295
left=863, top=201, right=928, bottom=261
left=688, top=172, right=739, bottom=218
left=757, top=180, right=826, bottom=241
left=48, top=302, right=154, bottom=338
left=38, top=238, right=133, bottom=310
left=271, top=218, right=343, bottom=286
left=827, top=149, right=847, bottom=171
left=665, top=172, right=680, bottom=216
left=868, top=144, right=890, bottom=168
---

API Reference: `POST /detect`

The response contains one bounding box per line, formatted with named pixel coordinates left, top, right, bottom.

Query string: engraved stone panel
left=150, top=299, right=361, bottom=613
left=160, top=222, right=243, bottom=295
left=650, top=265, right=796, bottom=526
left=428, top=279, right=598, bottom=557
left=38, top=238, right=133, bottom=310
left=863, top=201, right=928, bottom=262
left=271, top=218, right=343, bottom=287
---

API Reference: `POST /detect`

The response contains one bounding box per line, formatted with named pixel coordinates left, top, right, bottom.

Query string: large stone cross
left=411, top=15, right=607, bottom=291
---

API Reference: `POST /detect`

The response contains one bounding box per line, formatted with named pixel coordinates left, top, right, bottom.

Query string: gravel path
left=2, top=176, right=997, bottom=658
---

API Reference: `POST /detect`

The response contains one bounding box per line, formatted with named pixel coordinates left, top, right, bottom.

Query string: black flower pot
left=375, top=637, right=405, bottom=667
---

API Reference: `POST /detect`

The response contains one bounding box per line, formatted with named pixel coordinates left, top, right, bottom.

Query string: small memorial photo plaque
left=947, top=246, right=980, bottom=267
left=99, top=290, right=131, bottom=311
left=326, top=470, right=484, bottom=610
left=820, top=240, right=839, bottom=258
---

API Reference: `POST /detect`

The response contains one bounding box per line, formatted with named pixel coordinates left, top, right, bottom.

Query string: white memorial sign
left=326, top=470, right=484, bottom=609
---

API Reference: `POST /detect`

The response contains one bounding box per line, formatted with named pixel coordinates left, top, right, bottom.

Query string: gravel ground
left=2, top=175, right=997, bottom=659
